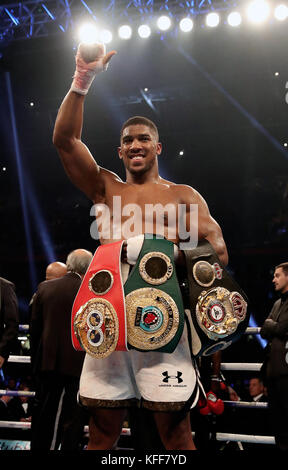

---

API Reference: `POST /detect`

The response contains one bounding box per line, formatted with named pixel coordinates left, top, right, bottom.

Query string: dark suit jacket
left=30, top=272, right=85, bottom=377
left=260, top=296, right=288, bottom=379
left=0, top=277, right=19, bottom=360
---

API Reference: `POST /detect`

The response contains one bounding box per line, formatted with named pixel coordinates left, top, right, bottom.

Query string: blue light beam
left=5, top=72, right=38, bottom=292
left=26, top=182, right=56, bottom=264
left=249, top=313, right=267, bottom=349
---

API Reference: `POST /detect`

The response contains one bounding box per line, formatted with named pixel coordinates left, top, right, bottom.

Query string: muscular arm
left=53, top=91, right=106, bottom=202
left=181, top=185, right=228, bottom=266
left=53, top=46, right=117, bottom=203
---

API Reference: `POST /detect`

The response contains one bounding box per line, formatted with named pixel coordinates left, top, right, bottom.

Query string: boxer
left=53, top=42, right=231, bottom=450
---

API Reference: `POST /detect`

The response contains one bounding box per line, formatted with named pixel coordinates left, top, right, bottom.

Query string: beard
left=126, top=157, right=156, bottom=176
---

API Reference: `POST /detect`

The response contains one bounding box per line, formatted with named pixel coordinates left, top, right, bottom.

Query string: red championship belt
left=71, top=240, right=128, bottom=358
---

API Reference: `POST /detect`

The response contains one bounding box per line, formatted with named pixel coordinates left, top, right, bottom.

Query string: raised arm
left=52, top=44, right=117, bottom=202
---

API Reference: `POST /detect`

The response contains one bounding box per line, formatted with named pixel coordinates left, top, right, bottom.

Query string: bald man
left=45, top=262, right=67, bottom=281
left=30, top=249, right=93, bottom=450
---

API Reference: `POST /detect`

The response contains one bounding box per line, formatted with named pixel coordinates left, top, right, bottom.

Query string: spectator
left=29, top=261, right=67, bottom=319
left=45, top=262, right=67, bottom=281
left=30, top=249, right=92, bottom=451
left=0, top=277, right=19, bottom=372
left=260, top=261, right=288, bottom=451
left=7, top=381, right=33, bottom=422
left=248, top=377, right=267, bottom=402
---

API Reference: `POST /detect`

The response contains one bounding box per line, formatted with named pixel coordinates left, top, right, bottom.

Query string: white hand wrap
left=71, top=43, right=107, bottom=95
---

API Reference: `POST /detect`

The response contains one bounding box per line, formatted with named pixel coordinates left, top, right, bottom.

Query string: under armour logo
left=162, top=371, right=183, bottom=384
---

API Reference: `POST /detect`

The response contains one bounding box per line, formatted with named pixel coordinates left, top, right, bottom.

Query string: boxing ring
left=0, top=326, right=275, bottom=450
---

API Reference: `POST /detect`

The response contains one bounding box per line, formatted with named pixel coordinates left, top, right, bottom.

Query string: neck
left=126, top=167, right=160, bottom=185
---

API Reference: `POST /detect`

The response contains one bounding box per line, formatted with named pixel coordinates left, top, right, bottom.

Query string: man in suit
left=0, top=277, right=19, bottom=371
left=45, top=261, right=67, bottom=281
left=30, top=248, right=93, bottom=450
left=248, top=376, right=267, bottom=403
left=261, top=262, right=288, bottom=451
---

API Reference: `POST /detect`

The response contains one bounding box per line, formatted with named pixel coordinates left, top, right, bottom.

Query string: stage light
left=206, top=12, right=220, bottom=28
left=99, top=29, right=113, bottom=44
left=179, top=150, right=184, bottom=156
left=157, top=15, right=172, bottom=31
left=246, top=0, right=270, bottom=24
left=274, top=4, right=288, bottom=21
left=227, top=11, right=242, bottom=27
left=78, top=23, right=98, bottom=44
left=179, top=17, right=193, bottom=32
left=118, top=24, right=132, bottom=39
left=138, top=24, right=151, bottom=38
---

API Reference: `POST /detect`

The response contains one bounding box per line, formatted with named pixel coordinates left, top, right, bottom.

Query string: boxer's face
left=273, top=267, right=288, bottom=293
left=118, top=124, right=162, bottom=175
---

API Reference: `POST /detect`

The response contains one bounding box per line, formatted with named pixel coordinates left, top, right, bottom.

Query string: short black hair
left=275, top=262, right=288, bottom=275
left=120, top=116, right=159, bottom=141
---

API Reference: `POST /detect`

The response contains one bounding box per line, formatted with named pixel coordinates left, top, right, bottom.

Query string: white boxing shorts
left=79, top=235, right=201, bottom=411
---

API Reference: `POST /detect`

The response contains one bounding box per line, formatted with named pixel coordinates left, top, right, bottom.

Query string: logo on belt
left=74, top=297, right=119, bottom=359
left=126, top=287, right=180, bottom=351
left=196, top=287, right=247, bottom=341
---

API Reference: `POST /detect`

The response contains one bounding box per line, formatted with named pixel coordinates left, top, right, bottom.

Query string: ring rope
left=216, top=433, right=275, bottom=445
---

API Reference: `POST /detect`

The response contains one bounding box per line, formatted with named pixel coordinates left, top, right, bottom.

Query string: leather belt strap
left=124, top=234, right=185, bottom=353
left=71, top=240, right=128, bottom=358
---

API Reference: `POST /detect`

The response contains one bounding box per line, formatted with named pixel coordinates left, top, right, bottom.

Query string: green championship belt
left=124, top=234, right=185, bottom=353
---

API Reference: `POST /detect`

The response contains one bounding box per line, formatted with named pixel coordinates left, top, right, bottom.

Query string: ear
left=117, top=146, right=123, bottom=160
left=156, top=142, right=162, bottom=156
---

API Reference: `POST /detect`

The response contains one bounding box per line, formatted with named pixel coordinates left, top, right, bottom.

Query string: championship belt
left=71, top=241, right=128, bottom=359
left=183, top=240, right=249, bottom=357
left=124, top=234, right=185, bottom=353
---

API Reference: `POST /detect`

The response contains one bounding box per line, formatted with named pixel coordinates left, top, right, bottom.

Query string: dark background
left=0, top=17, right=288, bottom=364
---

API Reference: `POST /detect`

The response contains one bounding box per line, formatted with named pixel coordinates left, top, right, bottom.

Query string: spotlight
left=118, top=24, right=132, bottom=39
left=227, top=11, right=242, bottom=27
left=138, top=24, right=151, bottom=38
left=78, top=23, right=98, bottom=44
left=179, top=150, right=184, bottom=156
left=206, top=12, right=220, bottom=28
left=99, top=29, right=113, bottom=44
left=274, top=4, right=288, bottom=21
left=179, top=17, right=193, bottom=32
left=246, top=0, right=270, bottom=24
left=157, top=15, right=171, bottom=31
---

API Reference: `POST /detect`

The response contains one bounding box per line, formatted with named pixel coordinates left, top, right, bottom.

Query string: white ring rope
left=0, top=421, right=131, bottom=436
left=221, top=363, right=262, bottom=371
left=223, top=400, right=268, bottom=408
left=0, top=390, right=35, bottom=397
left=216, top=433, right=275, bottom=445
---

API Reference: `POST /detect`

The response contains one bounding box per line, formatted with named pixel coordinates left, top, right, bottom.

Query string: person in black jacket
left=0, top=277, right=19, bottom=370
left=30, top=249, right=92, bottom=451
left=260, top=262, right=288, bottom=451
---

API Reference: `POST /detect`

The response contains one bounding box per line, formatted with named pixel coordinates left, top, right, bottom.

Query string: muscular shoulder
left=170, top=184, right=206, bottom=205
left=100, top=167, right=123, bottom=183
left=92, top=167, right=124, bottom=203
